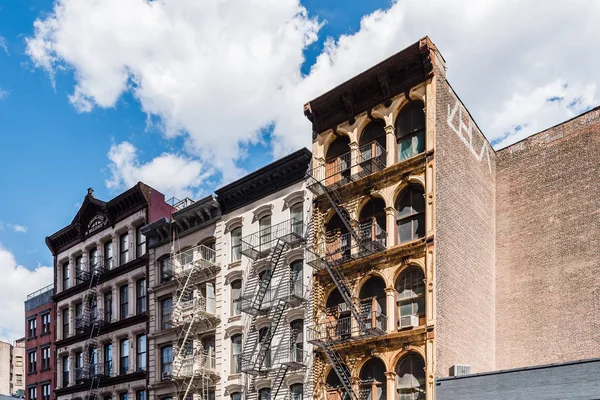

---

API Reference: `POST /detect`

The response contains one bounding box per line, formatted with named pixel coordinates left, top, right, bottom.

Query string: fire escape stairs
left=271, top=363, right=290, bottom=399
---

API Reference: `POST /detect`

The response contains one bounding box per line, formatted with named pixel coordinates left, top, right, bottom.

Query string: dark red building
left=25, top=284, right=54, bottom=400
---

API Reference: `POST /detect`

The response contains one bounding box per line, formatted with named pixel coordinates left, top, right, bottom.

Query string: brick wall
left=495, top=107, right=600, bottom=369
left=434, top=78, right=496, bottom=376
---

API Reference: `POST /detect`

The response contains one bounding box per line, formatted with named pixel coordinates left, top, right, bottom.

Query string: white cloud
left=0, top=244, right=53, bottom=342
left=0, top=36, right=8, bottom=55
left=106, top=141, right=211, bottom=199
left=26, top=0, right=600, bottom=187
left=12, top=225, right=27, bottom=233
left=0, top=88, right=8, bottom=99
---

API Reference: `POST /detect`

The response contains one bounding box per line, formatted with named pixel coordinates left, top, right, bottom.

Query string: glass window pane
left=399, top=136, right=413, bottom=161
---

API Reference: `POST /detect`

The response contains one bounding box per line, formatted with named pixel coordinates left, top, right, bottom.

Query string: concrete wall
left=434, top=79, right=496, bottom=376
left=0, top=342, right=11, bottom=395
left=495, top=108, right=600, bottom=369
left=436, top=359, right=600, bottom=400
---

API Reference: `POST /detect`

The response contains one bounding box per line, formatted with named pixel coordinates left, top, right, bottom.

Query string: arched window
left=359, top=277, right=387, bottom=332
left=325, top=289, right=350, bottom=340
left=290, top=260, right=303, bottom=297
left=231, top=334, right=242, bottom=374
left=359, top=119, right=387, bottom=173
left=231, top=279, right=242, bottom=316
left=326, top=366, right=351, bottom=400
left=396, top=353, right=425, bottom=400
left=360, top=358, right=386, bottom=400
left=325, top=136, right=351, bottom=186
left=396, top=101, right=425, bottom=161
left=290, top=383, right=303, bottom=400
left=359, top=197, right=387, bottom=249
left=231, top=227, right=242, bottom=262
left=396, top=186, right=425, bottom=243
left=230, top=393, right=241, bottom=400
left=395, top=269, right=425, bottom=329
left=290, top=319, right=304, bottom=363
left=258, top=388, right=271, bottom=400
left=325, top=213, right=351, bottom=262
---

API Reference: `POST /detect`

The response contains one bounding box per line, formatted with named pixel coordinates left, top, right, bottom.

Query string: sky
left=0, top=0, right=599, bottom=341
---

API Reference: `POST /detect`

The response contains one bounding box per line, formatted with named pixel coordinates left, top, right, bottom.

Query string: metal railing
left=309, top=141, right=386, bottom=188
left=175, top=349, right=217, bottom=379
left=272, top=347, right=310, bottom=368
left=172, top=244, right=217, bottom=272
left=172, top=296, right=217, bottom=323
left=167, top=197, right=195, bottom=211
left=240, top=218, right=306, bottom=260
left=75, top=259, right=105, bottom=283
left=308, top=311, right=387, bottom=344
left=27, top=284, right=53, bottom=300
left=240, top=280, right=310, bottom=313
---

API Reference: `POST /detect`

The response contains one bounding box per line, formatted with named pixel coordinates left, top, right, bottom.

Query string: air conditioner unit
left=161, top=372, right=172, bottom=381
left=450, top=364, right=471, bottom=376
left=399, top=315, right=419, bottom=329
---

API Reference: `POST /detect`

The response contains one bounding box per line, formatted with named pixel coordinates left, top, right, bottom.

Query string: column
left=131, top=333, right=137, bottom=372
left=128, top=227, right=135, bottom=262
left=349, top=141, right=360, bottom=177
left=128, top=279, right=135, bottom=318
left=68, top=350, right=75, bottom=387
left=112, top=285, right=118, bottom=322
left=111, top=234, right=118, bottom=270
left=385, top=371, right=396, bottom=400
left=385, top=125, right=396, bottom=167
left=350, top=296, right=359, bottom=338
left=68, top=304, right=75, bottom=336
left=350, top=219, right=360, bottom=257
left=112, top=338, right=119, bottom=376
left=384, top=207, right=396, bottom=249
left=68, top=255, right=75, bottom=288
left=80, top=251, right=87, bottom=282
left=385, top=288, right=396, bottom=333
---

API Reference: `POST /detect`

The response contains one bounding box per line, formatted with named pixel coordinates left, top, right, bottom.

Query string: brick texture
left=495, top=107, right=600, bottom=369
left=434, top=78, right=497, bottom=376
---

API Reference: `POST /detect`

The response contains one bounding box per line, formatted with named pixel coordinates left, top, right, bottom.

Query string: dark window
left=104, top=396, right=112, bottom=400
left=290, top=259, right=303, bottom=296
left=258, top=327, right=271, bottom=368
left=396, top=186, right=425, bottom=243
left=396, top=353, right=426, bottom=400
left=136, top=226, right=146, bottom=257
left=231, top=227, right=242, bottom=262
left=258, top=388, right=271, bottom=400
left=62, top=261, right=70, bottom=290
left=161, top=298, right=172, bottom=330
left=28, top=386, right=37, bottom=400
left=28, top=350, right=36, bottom=373
left=41, top=347, right=50, bottom=370
left=290, top=319, right=304, bottom=363
left=290, top=202, right=304, bottom=236
left=290, top=383, right=303, bottom=400
left=41, top=383, right=50, bottom=400
left=89, top=247, right=99, bottom=274
left=160, top=258, right=172, bottom=283
left=120, top=285, right=129, bottom=320
left=41, top=313, right=50, bottom=334
left=28, top=318, right=36, bottom=338
left=62, top=355, right=69, bottom=387
left=161, top=345, right=173, bottom=378
left=89, top=295, right=98, bottom=321
left=88, top=346, right=98, bottom=376
left=120, top=338, right=129, bottom=375
left=231, top=334, right=242, bottom=374
left=231, top=393, right=242, bottom=400
left=120, top=233, right=130, bottom=264
left=259, top=215, right=272, bottom=251
left=136, top=279, right=146, bottom=314
left=104, top=291, right=113, bottom=323
left=231, top=279, right=242, bottom=316
left=62, top=308, right=69, bottom=339
left=396, top=100, right=426, bottom=161
left=75, top=255, right=83, bottom=280
left=104, top=240, right=114, bottom=270
left=119, top=393, right=128, bottom=400
left=136, top=334, right=146, bottom=371
left=104, top=343, right=113, bottom=376
left=136, top=390, right=147, bottom=400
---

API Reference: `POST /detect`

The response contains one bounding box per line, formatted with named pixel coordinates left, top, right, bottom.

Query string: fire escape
left=74, top=258, right=106, bottom=400
left=169, top=244, right=220, bottom=400
left=306, top=142, right=388, bottom=400
left=239, top=218, right=309, bottom=399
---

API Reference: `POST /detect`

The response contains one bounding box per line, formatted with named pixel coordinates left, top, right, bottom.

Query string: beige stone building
left=0, top=341, right=13, bottom=395
left=0, top=338, right=25, bottom=397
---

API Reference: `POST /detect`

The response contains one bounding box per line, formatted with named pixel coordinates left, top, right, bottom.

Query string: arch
left=324, top=135, right=352, bottom=186
left=359, top=357, right=387, bottom=400
left=325, top=212, right=351, bottom=262
left=358, top=196, right=387, bottom=247
left=358, top=276, right=387, bottom=332
left=391, top=260, right=426, bottom=286
left=395, top=268, right=426, bottom=329
left=321, top=129, right=351, bottom=162
left=358, top=118, right=386, bottom=146
left=395, top=100, right=426, bottom=162
left=394, top=352, right=426, bottom=400
left=394, top=186, right=425, bottom=244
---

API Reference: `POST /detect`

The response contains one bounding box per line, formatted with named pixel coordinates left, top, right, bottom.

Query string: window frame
left=120, top=232, right=130, bottom=265
left=119, top=338, right=129, bottom=375
left=396, top=186, right=425, bottom=244
left=104, top=240, right=114, bottom=270
left=161, top=345, right=173, bottom=378
left=231, top=334, right=242, bottom=374
left=396, top=100, right=426, bottom=162
left=62, top=261, right=70, bottom=290
left=104, top=291, right=113, bottom=323
left=119, top=284, right=129, bottom=320
left=136, top=278, right=146, bottom=315
left=62, top=308, right=69, bottom=339
left=230, top=279, right=242, bottom=316
left=136, top=226, right=146, bottom=258
left=28, top=317, right=37, bottom=338
left=161, top=297, right=173, bottom=330
left=28, top=350, right=37, bottom=373
left=136, top=334, right=147, bottom=371
left=41, top=346, right=51, bottom=371
left=231, top=227, right=242, bottom=262
left=41, top=312, right=50, bottom=334
left=104, top=342, right=113, bottom=376
left=62, top=355, right=69, bottom=387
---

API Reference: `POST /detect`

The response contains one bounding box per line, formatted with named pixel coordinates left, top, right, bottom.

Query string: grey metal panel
left=436, top=359, right=600, bottom=400
left=24, top=290, right=53, bottom=312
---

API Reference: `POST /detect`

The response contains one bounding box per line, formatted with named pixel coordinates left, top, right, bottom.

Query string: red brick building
left=25, top=284, right=55, bottom=400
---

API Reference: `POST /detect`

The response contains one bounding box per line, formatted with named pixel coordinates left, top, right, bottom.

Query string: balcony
left=308, top=309, right=387, bottom=345
left=173, top=350, right=218, bottom=380
left=272, top=347, right=310, bottom=370
left=308, top=141, right=386, bottom=195
left=240, top=280, right=310, bottom=315
left=307, top=221, right=386, bottom=270
left=240, top=218, right=306, bottom=261
left=171, top=244, right=219, bottom=284
left=171, top=296, right=219, bottom=329
left=75, top=260, right=105, bottom=284
left=74, top=312, right=105, bottom=334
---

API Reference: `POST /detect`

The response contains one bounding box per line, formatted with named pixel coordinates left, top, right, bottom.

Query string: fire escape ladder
left=271, top=364, right=290, bottom=399
left=253, top=300, right=287, bottom=372
left=241, top=324, right=259, bottom=374
left=254, top=239, right=288, bottom=311
left=319, top=339, right=358, bottom=400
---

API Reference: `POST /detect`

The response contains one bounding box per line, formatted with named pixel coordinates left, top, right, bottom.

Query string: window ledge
left=228, top=315, right=242, bottom=324
left=40, top=331, right=50, bottom=337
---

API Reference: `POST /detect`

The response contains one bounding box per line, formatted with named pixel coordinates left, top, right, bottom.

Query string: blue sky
left=0, top=0, right=599, bottom=341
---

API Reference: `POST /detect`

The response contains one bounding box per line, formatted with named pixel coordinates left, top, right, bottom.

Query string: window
left=89, top=295, right=98, bottom=321
left=62, top=356, right=69, bottom=386
left=136, top=226, right=146, bottom=257
left=231, top=279, right=242, bottom=316
left=89, top=346, right=98, bottom=376
left=120, top=233, right=130, bottom=265
left=120, top=285, right=129, bottom=320
left=120, top=338, right=129, bottom=375
left=396, top=100, right=425, bottom=161
left=104, top=396, right=112, bottom=400
left=89, top=247, right=99, bottom=274
left=160, top=258, right=172, bottom=283
left=136, top=390, right=147, bottom=400
left=41, top=383, right=50, bottom=400
left=104, top=240, right=114, bottom=270
left=136, top=279, right=146, bottom=314
left=396, top=354, right=425, bottom=400
left=41, top=347, right=50, bottom=370
left=28, top=350, right=36, bottom=373
left=161, top=345, right=173, bottom=378
left=62, top=308, right=69, bottom=339
left=258, top=388, right=271, bottom=400
left=119, top=393, right=129, bottom=400
left=290, top=260, right=303, bottom=296
left=74, top=351, right=82, bottom=379
left=28, top=386, right=36, bottom=400
left=231, top=227, right=242, bottom=262
left=396, top=186, right=425, bottom=244
left=360, top=358, right=386, bottom=400
left=62, top=261, right=70, bottom=290
left=104, top=343, right=113, bottom=376
left=396, top=269, right=425, bottom=325
left=41, top=313, right=50, bottom=334
left=258, top=327, right=271, bottom=368
left=290, top=319, right=304, bottom=363
left=290, top=201, right=304, bottom=236
left=136, top=334, right=146, bottom=371
left=161, top=297, right=172, bottom=330
left=259, top=215, right=271, bottom=251
left=15, top=355, right=22, bottom=367
left=104, top=291, right=113, bottom=323
left=202, top=281, right=216, bottom=315
left=75, top=255, right=83, bottom=280
left=290, top=383, right=303, bottom=400
left=28, top=318, right=37, bottom=338
left=16, top=374, right=22, bottom=384
left=231, top=393, right=242, bottom=400
left=231, top=334, right=242, bottom=374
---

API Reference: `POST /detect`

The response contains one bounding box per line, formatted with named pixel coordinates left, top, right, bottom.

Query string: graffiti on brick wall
left=447, top=88, right=492, bottom=173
